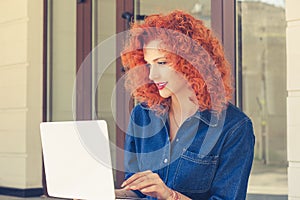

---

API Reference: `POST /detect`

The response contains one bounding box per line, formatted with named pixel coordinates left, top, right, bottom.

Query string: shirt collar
left=139, top=103, right=220, bottom=127
left=193, top=109, right=219, bottom=127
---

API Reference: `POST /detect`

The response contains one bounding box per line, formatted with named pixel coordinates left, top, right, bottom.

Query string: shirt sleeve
left=209, top=118, right=255, bottom=200
left=124, top=109, right=146, bottom=198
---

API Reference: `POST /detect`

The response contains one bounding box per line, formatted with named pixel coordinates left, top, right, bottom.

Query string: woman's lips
left=155, top=82, right=168, bottom=90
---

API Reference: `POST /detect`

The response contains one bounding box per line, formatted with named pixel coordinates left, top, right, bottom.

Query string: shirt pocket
left=173, top=150, right=219, bottom=193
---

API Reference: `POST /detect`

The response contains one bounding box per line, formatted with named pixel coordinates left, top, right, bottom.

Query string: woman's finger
left=124, top=175, right=148, bottom=190
left=140, top=184, right=172, bottom=199
left=121, top=170, right=152, bottom=187
left=126, top=173, right=159, bottom=190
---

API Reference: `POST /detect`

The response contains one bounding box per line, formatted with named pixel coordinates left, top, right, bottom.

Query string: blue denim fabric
left=124, top=103, right=255, bottom=200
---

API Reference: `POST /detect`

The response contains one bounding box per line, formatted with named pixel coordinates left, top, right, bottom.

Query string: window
left=237, top=0, right=287, bottom=197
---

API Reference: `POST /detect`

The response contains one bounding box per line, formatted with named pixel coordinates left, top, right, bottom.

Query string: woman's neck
left=170, top=93, right=198, bottom=124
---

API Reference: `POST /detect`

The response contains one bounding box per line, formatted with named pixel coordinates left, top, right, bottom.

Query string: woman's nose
left=148, top=65, right=160, bottom=80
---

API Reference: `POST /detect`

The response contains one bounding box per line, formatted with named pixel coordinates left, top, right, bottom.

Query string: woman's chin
left=159, top=96, right=169, bottom=99
left=158, top=91, right=170, bottom=99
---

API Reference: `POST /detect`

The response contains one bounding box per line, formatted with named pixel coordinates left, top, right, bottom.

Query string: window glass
left=137, top=0, right=211, bottom=27
left=47, top=0, right=76, bottom=121
left=93, top=0, right=117, bottom=178
left=237, top=0, right=287, bottom=197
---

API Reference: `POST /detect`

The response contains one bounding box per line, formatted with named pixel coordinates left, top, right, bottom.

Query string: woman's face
left=143, top=40, right=191, bottom=99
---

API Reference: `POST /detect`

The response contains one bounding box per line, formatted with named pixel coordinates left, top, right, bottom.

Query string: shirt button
left=183, top=148, right=186, bottom=152
left=163, top=158, right=168, bottom=163
left=176, top=138, right=179, bottom=142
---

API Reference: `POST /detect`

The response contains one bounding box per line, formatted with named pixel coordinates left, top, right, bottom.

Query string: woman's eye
left=157, top=61, right=167, bottom=65
left=145, top=63, right=151, bottom=68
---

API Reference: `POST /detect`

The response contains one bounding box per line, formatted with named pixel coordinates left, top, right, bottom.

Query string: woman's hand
left=121, top=170, right=173, bottom=200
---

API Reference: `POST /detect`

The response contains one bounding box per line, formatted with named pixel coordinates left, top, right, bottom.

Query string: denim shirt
left=124, top=103, right=255, bottom=200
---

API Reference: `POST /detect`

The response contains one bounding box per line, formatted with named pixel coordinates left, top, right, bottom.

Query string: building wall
left=286, top=0, right=300, bottom=199
left=0, top=0, right=43, bottom=189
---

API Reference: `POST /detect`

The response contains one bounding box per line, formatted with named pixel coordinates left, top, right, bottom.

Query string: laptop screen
left=40, top=120, right=115, bottom=200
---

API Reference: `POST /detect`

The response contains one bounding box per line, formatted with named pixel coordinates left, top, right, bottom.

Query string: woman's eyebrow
left=154, top=57, right=166, bottom=61
left=145, top=57, right=166, bottom=63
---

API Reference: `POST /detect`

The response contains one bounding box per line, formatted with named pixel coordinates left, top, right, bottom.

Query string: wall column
left=286, top=0, right=300, bottom=199
left=0, top=0, right=43, bottom=196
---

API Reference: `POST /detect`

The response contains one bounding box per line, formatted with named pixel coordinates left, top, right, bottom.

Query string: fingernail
left=121, top=181, right=126, bottom=187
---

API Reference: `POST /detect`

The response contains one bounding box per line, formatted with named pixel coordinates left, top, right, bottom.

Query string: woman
left=116, top=10, right=255, bottom=200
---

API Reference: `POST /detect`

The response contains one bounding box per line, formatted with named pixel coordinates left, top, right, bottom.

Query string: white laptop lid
left=40, top=120, right=115, bottom=200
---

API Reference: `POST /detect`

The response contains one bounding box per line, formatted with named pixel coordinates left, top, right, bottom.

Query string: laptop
left=40, top=120, right=136, bottom=200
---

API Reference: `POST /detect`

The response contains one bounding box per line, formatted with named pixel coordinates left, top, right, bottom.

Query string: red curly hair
left=121, top=10, right=233, bottom=114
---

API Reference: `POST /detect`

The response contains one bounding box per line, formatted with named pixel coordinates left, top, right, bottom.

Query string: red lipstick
left=155, top=82, right=168, bottom=90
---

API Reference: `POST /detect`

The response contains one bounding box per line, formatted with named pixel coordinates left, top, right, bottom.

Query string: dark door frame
left=211, top=0, right=237, bottom=105
left=76, top=0, right=93, bottom=120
